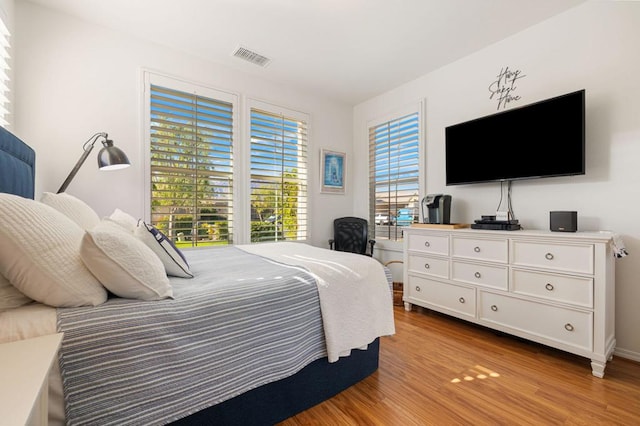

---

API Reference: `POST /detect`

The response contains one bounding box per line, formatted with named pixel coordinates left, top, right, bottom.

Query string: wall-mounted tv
left=445, top=89, right=585, bottom=186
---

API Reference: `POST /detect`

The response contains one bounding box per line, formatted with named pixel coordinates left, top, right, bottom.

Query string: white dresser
left=403, top=227, right=616, bottom=377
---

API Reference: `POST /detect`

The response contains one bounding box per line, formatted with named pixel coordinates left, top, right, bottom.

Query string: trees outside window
left=249, top=105, right=308, bottom=242
left=145, top=73, right=309, bottom=246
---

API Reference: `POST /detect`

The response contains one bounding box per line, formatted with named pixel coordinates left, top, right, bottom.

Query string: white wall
left=354, top=1, right=640, bottom=360
left=13, top=1, right=354, bottom=247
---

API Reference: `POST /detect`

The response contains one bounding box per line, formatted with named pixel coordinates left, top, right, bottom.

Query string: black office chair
left=328, top=216, right=375, bottom=257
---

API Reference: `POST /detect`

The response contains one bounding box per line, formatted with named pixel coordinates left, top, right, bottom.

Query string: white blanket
left=238, top=242, right=396, bottom=362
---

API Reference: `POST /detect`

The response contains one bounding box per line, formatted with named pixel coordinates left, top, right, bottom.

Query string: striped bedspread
left=57, top=246, right=327, bottom=426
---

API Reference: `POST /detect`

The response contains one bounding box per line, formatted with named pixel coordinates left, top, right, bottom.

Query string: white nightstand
left=0, top=333, right=63, bottom=426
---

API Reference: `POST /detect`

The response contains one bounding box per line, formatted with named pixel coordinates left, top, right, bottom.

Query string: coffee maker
left=421, top=194, right=452, bottom=224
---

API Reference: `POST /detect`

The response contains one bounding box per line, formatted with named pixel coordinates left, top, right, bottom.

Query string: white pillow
left=109, top=208, right=139, bottom=233
left=0, top=273, right=33, bottom=312
left=135, top=222, right=193, bottom=278
left=80, top=220, right=173, bottom=300
left=40, top=192, right=101, bottom=230
left=0, top=193, right=107, bottom=307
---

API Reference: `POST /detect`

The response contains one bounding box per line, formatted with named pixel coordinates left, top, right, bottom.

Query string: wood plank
left=279, top=307, right=640, bottom=425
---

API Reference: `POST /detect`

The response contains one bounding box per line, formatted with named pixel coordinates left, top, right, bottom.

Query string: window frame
left=143, top=71, right=311, bottom=246
left=143, top=71, right=240, bottom=245
left=367, top=100, right=425, bottom=242
left=245, top=98, right=310, bottom=244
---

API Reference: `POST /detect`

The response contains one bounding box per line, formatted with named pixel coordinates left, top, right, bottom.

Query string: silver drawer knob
left=545, top=283, right=554, bottom=291
left=564, top=323, right=574, bottom=332
left=424, top=241, right=430, bottom=247
left=474, top=246, right=481, bottom=253
left=545, top=252, right=554, bottom=260
left=491, top=305, right=498, bottom=312
left=459, top=297, right=465, bottom=304
left=424, top=263, right=430, bottom=270
left=415, top=286, right=421, bottom=292
left=474, top=271, right=481, bottom=279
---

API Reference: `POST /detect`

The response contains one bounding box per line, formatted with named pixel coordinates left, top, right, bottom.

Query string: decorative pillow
left=134, top=222, right=193, bottom=278
left=0, top=193, right=107, bottom=307
left=109, top=208, right=139, bottom=233
left=0, top=273, right=33, bottom=312
left=40, top=192, right=101, bottom=230
left=80, top=220, right=173, bottom=300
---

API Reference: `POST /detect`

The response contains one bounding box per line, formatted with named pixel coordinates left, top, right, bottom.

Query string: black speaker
left=550, top=211, right=577, bottom=232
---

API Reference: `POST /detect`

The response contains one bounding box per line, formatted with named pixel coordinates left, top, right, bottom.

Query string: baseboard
left=614, top=347, right=640, bottom=363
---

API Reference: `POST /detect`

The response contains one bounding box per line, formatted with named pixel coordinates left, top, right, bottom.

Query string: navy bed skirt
left=171, top=338, right=380, bottom=425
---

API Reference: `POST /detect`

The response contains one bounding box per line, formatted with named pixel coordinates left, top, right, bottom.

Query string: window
left=147, top=79, right=236, bottom=247
left=369, top=111, right=420, bottom=241
left=250, top=103, right=308, bottom=242
left=145, top=73, right=309, bottom=246
left=0, top=13, right=10, bottom=127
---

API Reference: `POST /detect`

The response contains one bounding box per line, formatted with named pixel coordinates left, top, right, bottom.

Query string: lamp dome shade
left=98, top=139, right=130, bottom=170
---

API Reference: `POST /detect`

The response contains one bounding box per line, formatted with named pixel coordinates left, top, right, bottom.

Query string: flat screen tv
left=445, top=89, right=585, bottom=185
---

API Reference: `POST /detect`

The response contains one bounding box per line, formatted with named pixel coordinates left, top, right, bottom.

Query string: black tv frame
left=445, top=89, right=585, bottom=186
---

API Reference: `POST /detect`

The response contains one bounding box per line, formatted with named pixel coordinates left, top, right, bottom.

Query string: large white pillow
left=40, top=192, right=101, bottom=230
left=0, top=193, right=108, bottom=307
left=0, top=273, right=33, bottom=312
left=109, top=208, right=139, bottom=233
left=80, top=220, right=173, bottom=300
left=135, top=222, right=193, bottom=278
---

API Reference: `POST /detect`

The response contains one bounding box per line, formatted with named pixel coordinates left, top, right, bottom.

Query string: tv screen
left=445, top=89, right=585, bottom=185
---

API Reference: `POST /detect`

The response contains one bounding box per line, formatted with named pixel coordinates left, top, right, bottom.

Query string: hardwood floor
left=280, top=306, right=640, bottom=425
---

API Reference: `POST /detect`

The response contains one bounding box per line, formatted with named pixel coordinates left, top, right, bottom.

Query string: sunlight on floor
left=450, top=365, right=500, bottom=383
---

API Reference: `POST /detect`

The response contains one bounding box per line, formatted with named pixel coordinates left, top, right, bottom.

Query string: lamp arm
left=56, top=132, right=106, bottom=193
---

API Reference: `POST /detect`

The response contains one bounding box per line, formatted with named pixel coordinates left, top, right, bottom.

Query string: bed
left=0, top=126, right=396, bottom=425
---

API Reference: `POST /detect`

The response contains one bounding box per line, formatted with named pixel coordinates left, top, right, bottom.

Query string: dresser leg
left=590, top=360, right=606, bottom=378
left=404, top=302, right=412, bottom=312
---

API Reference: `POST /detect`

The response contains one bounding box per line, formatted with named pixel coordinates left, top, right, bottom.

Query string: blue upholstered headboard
left=0, top=127, right=35, bottom=199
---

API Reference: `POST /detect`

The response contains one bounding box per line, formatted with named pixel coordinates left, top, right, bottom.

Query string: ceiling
left=24, top=0, right=586, bottom=105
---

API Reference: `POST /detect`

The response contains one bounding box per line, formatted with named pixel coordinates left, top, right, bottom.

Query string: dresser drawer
left=451, top=260, right=508, bottom=290
left=511, top=241, right=594, bottom=274
left=479, top=292, right=593, bottom=351
left=407, top=254, right=449, bottom=279
left=407, top=233, right=449, bottom=256
left=408, top=275, right=475, bottom=319
left=512, top=269, right=593, bottom=308
left=451, top=237, right=508, bottom=263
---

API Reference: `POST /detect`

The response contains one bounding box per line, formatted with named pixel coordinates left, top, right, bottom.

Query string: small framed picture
left=320, top=149, right=346, bottom=194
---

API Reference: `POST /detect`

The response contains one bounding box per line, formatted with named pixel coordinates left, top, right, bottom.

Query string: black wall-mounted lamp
left=57, top=132, right=131, bottom=193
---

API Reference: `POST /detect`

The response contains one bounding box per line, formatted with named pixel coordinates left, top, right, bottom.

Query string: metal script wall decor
left=488, top=66, right=526, bottom=110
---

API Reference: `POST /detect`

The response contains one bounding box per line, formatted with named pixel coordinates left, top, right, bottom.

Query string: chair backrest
left=333, top=217, right=369, bottom=255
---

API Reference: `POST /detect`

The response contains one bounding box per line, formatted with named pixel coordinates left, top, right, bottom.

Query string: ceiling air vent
left=232, top=46, right=271, bottom=67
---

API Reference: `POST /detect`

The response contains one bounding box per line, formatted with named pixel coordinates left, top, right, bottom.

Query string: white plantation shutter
left=250, top=106, right=308, bottom=242
left=369, top=112, right=420, bottom=241
left=0, top=15, right=10, bottom=127
left=149, top=84, right=234, bottom=246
